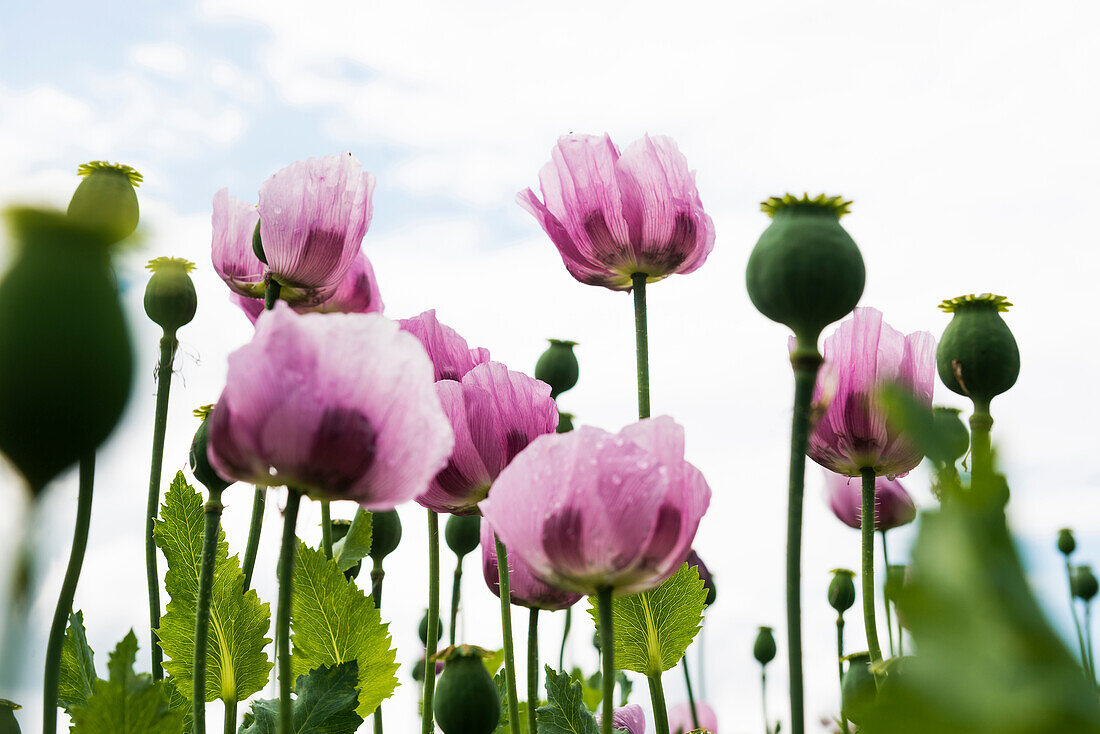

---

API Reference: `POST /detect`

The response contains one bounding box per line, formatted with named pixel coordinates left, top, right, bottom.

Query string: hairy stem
left=193, top=488, right=225, bottom=734
left=277, top=489, right=302, bottom=734
left=597, top=587, right=615, bottom=734
left=422, top=511, right=441, bottom=734
left=682, top=656, right=700, bottom=729
left=559, top=608, right=571, bottom=671
left=449, top=557, right=463, bottom=647
left=528, top=608, right=540, bottom=734
left=495, top=536, right=521, bottom=734
left=631, top=273, right=650, bottom=419
left=241, top=487, right=266, bottom=590
left=648, top=673, right=670, bottom=734
left=145, top=333, right=177, bottom=680
left=861, top=467, right=884, bottom=672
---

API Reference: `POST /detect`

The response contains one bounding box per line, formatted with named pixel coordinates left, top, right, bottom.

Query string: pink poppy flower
left=233, top=251, right=384, bottom=323
left=669, top=700, right=718, bottom=733
left=211, top=188, right=264, bottom=298
left=399, top=310, right=491, bottom=383
left=480, top=520, right=581, bottom=611
left=597, top=704, right=646, bottom=734
left=824, top=470, right=916, bottom=531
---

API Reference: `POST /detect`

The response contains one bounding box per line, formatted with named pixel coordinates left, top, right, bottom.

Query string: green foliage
left=0, top=699, right=21, bottom=734
left=567, top=669, right=633, bottom=711
left=154, top=472, right=273, bottom=703
left=239, top=662, right=363, bottom=734
left=58, top=611, right=97, bottom=710
left=535, top=667, right=598, bottom=734
left=290, top=540, right=399, bottom=717
left=333, top=509, right=372, bottom=574
left=493, top=670, right=529, bottom=734
left=588, top=564, right=707, bottom=677
left=68, top=632, right=184, bottom=734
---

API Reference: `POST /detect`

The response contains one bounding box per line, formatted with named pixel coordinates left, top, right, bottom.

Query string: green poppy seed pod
left=535, top=339, right=579, bottom=398
left=66, top=161, right=142, bottom=243
left=445, top=514, right=481, bottom=558
left=930, top=407, right=970, bottom=465
left=368, top=509, right=402, bottom=562
left=1058, top=528, right=1077, bottom=557
left=841, top=652, right=877, bottom=725
left=144, top=257, right=197, bottom=334
left=556, top=411, right=575, bottom=433
left=828, top=569, right=857, bottom=614
left=1074, top=565, right=1099, bottom=602
left=0, top=208, right=134, bottom=494
left=434, top=645, right=502, bottom=734
left=885, top=564, right=907, bottom=604
left=419, top=612, right=444, bottom=645
left=753, top=626, right=777, bottom=665
left=745, top=194, right=865, bottom=347
left=189, top=406, right=231, bottom=493
left=411, top=657, right=426, bottom=683
left=0, top=699, right=20, bottom=734
left=252, top=218, right=267, bottom=264
left=936, top=294, right=1020, bottom=408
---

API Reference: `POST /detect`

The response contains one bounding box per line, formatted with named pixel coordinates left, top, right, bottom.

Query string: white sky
left=2, top=1, right=1100, bottom=732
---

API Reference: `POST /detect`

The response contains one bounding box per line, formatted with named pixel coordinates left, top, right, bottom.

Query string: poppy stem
left=761, top=666, right=769, bottom=734
left=631, top=273, right=650, bottom=420
left=785, top=349, right=822, bottom=734
left=145, top=332, right=177, bottom=680
left=223, top=699, right=237, bottom=734
left=277, top=489, right=302, bottom=734
left=193, top=487, right=225, bottom=734
left=449, top=557, right=463, bottom=647
left=1087, top=602, right=1097, bottom=684
left=241, top=487, right=266, bottom=590
left=1065, top=559, right=1090, bottom=670
left=372, top=555, right=385, bottom=734
left=968, top=404, right=993, bottom=490
left=837, top=615, right=850, bottom=733
left=422, top=511, right=441, bottom=734
left=880, top=531, right=895, bottom=657
left=320, top=501, right=333, bottom=560
left=682, top=656, right=700, bottom=729
left=43, top=453, right=94, bottom=734
left=558, top=608, right=571, bottom=670
left=597, top=587, right=615, bottom=734
left=648, top=673, right=670, bottom=734
left=860, top=467, right=884, bottom=674
left=494, top=536, right=521, bottom=734
left=528, top=608, right=539, bottom=734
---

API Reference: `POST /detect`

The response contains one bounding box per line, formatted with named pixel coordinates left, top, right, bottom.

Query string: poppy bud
left=369, top=510, right=402, bottom=562
left=1058, top=528, right=1077, bottom=557
left=67, top=161, right=142, bottom=243
left=190, top=406, right=231, bottom=493
left=433, top=645, right=501, bottom=734
left=445, top=514, right=481, bottom=558
left=1074, top=565, right=1099, bottom=602
left=936, top=294, right=1020, bottom=408
left=930, top=407, right=969, bottom=466
left=841, top=652, right=877, bottom=725
left=753, top=626, right=777, bottom=665
left=144, top=257, right=197, bottom=334
left=828, top=568, right=857, bottom=614
left=535, top=339, right=579, bottom=398
left=556, top=411, right=575, bottom=433
left=746, top=194, right=864, bottom=347
left=419, top=611, right=444, bottom=646
left=0, top=208, right=133, bottom=493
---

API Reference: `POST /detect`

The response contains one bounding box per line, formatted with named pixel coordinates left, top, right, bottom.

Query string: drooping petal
left=399, top=310, right=490, bottom=382
left=480, top=520, right=582, bottom=611
left=211, top=189, right=265, bottom=298
left=824, top=470, right=917, bottom=531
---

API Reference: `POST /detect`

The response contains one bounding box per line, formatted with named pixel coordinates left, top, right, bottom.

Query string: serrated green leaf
left=290, top=540, right=399, bottom=717
left=483, top=647, right=505, bottom=676
left=0, top=698, right=21, bottom=734
left=240, top=662, right=363, bottom=734
left=536, top=667, right=598, bottom=734
left=493, top=670, right=530, bottom=734
left=154, top=472, right=273, bottom=703
left=68, top=632, right=184, bottom=734
left=163, top=680, right=192, bottom=734
left=333, top=509, right=372, bottom=574
left=58, top=610, right=96, bottom=710
left=588, top=564, right=707, bottom=677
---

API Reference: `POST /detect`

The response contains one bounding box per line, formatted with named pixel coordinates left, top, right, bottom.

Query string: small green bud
left=189, top=406, right=231, bottom=493
left=252, top=218, right=267, bottom=264
left=753, top=626, right=777, bottom=665
left=841, top=652, right=877, bottom=725
left=445, top=514, right=481, bottom=558
left=411, top=657, right=426, bottom=683
left=885, top=564, right=907, bottom=604
left=419, top=611, right=444, bottom=645
left=592, top=630, right=602, bottom=652
left=0, top=208, right=134, bottom=493
left=828, top=568, right=857, bottom=614
left=1074, top=565, right=1099, bottom=602
left=535, top=339, right=579, bottom=398
left=0, top=699, right=20, bottom=734
left=930, top=407, right=969, bottom=465
left=556, top=411, right=575, bottom=433
left=368, top=510, right=402, bottom=562
left=746, top=194, right=865, bottom=347
left=144, top=257, right=197, bottom=333
left=67, top=161, right=142, bottom=243
left=1058, top=528, right=1077, bottom=557
left=936, top=294, right=1020, bottom=408
left=433, top=645, right=502, bottom=734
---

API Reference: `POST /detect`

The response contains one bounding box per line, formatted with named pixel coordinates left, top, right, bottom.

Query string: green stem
left=241, top=487, right=266, bottom=590
left=597, top=587, right=614, bottom=734
left=193, top=488, right=225, bottom=734
left=860, top=468, right=884, bottom=672
left=648, top=673, right=670, bottom=734
left=631, top=273, right=650, bottom=419
left=320, top=501, right=333, bottom=560
left=528, top=608, right=540, bottom=734
left=559, top=608, right=571, bottom=671
left=224, top=700, right=237, bottom=734
left=897, top=610, right=905, bottom=656
left=264, top=278, right=282, bottom=310
left=761, top=667, right=769, bottom=734
left=449, top=557, right=463, bottom=647
left=146, top=333, right=177, bottom=680
left=371, top=558, right=384, bottom=734
left=1066, top=559, right=1090, bottom=669
left=422, top=511, right=441, bottom=734
left=881, top=531, right=895, bottom=657
left=682, top=656, right=699, bottom=730
left=277, top=489, right=302, bottom=734
left=1087, top=602, right=1097, bottom=684
left=785, top=350, right=822, bottom=734
left=495, top=536, right=521, bottom=734
left=43, top=453, right=95, bottom=734
left=837, top=615, right=850, bottom=733
left=969, top=404, right=993, bottom=490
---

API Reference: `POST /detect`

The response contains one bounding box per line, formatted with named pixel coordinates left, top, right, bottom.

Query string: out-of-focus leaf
left=493, top=670, right=530, bottom=734
left=333, top=509, right=372, bottom=574
left=588, top=563, right=707, bottom=677
left=878, top=382, right=937, bottom=462
left=58, top=610, right=96, bottom=710
left=240, top=662, right=362, bottom=734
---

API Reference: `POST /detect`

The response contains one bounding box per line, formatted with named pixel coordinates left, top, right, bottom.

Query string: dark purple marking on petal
left=433, top=458, right=476, bottom=501
left=637, top=504, right=682, bottom=570
left=503, top=429, right=532, bottom=465
left=543, top=507, right=587, bottom=575
left=642, top=211, right=695, bottom=274
left=295, top=228, right=344, bottom=282
left=305, top=406, right=377, bottom=493
left=583, top=210, right=626, bottom=264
